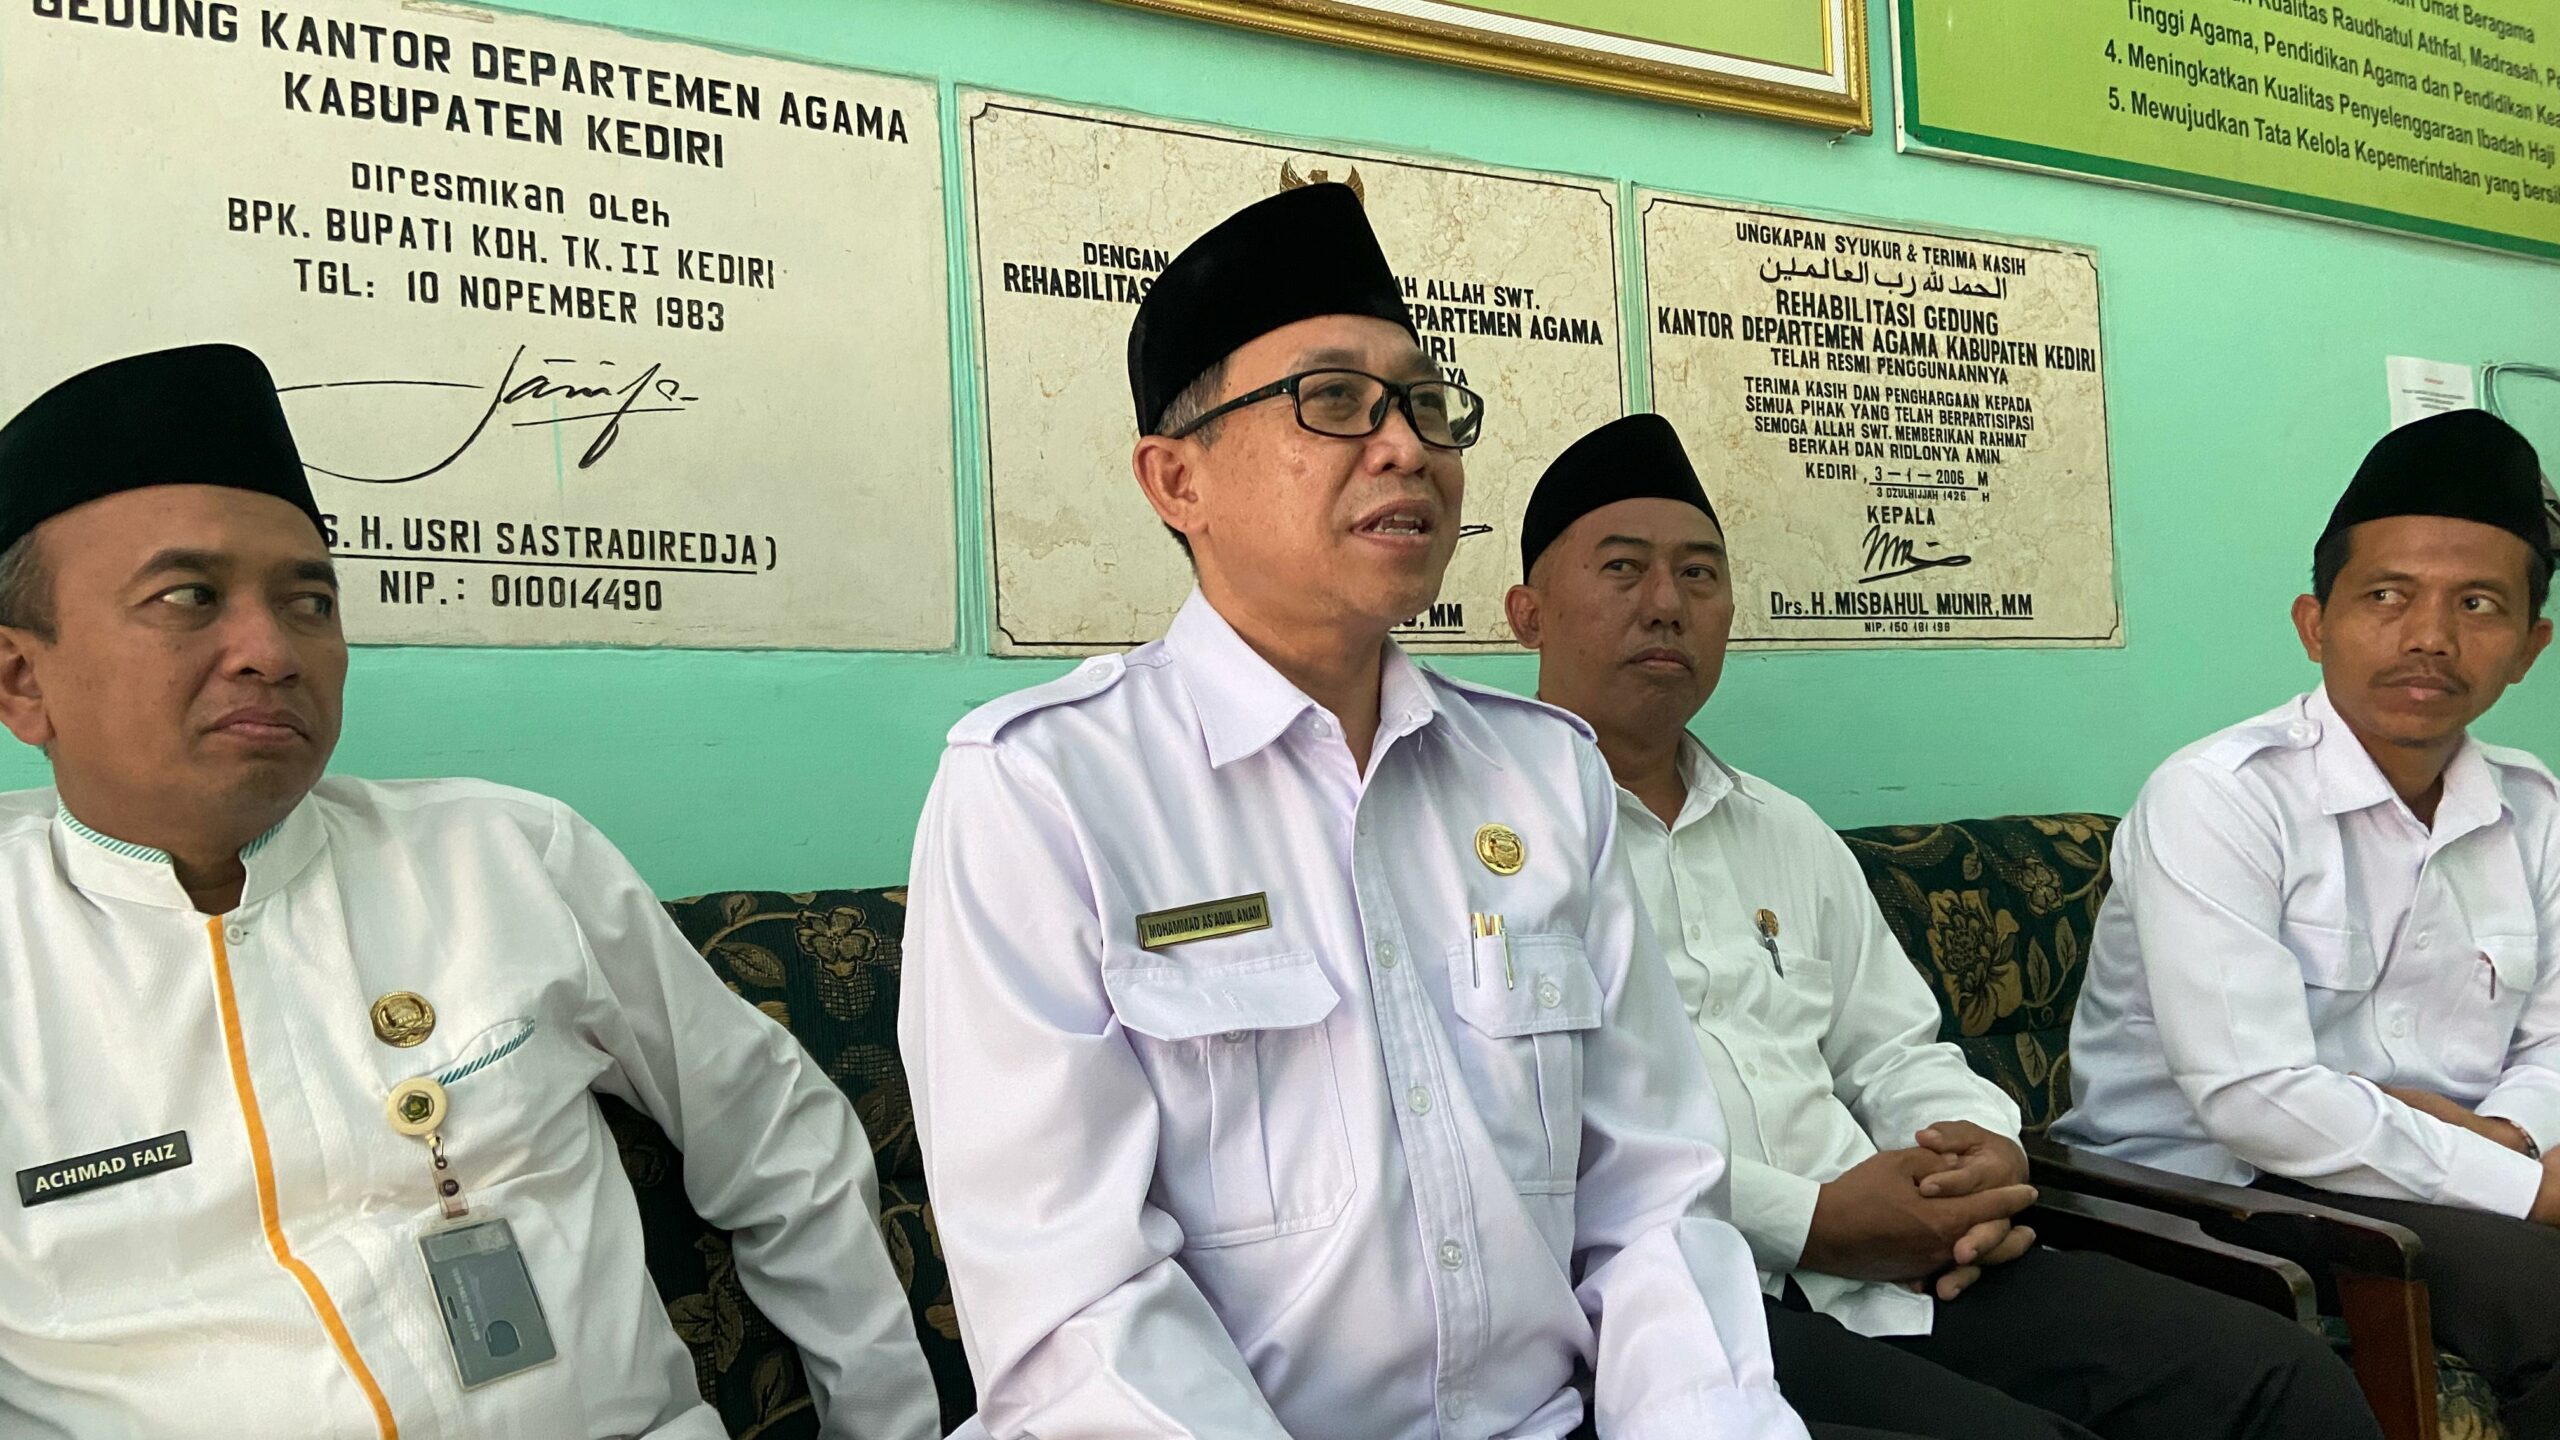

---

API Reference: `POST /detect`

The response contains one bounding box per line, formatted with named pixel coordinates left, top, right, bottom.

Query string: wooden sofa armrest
left=2024, top=1136, right=2421, bottom=1277
left=2024, top=1137, right=2440, bottom=1440
left=2023, top=1189, right=2314, bottom=1324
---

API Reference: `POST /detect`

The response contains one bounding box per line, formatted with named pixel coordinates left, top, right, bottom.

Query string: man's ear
left=1131, top=435, right=1208, bottom=550
left=1504, top=583, right=1543, bottom=651
left=2290, top=593, right=2325, bottom=666
left=2513, top=615, right=2553, bottom=684
left=0, top=628, right=56, bottom=751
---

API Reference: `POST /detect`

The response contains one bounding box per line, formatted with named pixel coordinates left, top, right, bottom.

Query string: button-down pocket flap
left=2280, top=920, right=2379, bottom=992
left=1104, top=952, right=1339, bottom=1042
left=1446, top=934, right=1603, bottom=1037
left=2482, top=934, right=2540, bottom=993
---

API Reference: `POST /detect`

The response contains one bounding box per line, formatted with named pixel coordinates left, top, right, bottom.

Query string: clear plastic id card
left=420, top=1218, right=559, bottom=1389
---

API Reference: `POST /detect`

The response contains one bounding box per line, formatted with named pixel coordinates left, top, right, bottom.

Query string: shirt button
left=1407, top=1086, right=1432, bottom=1115
left=1744, top=1062, right=1761, bottom=1079
left=1376, top=944, right=1397, bottom=969
left=1313, top=717, right=1334, bottom=737
left=2417, top=931, right=2432, bottom=949
left=2390, top=1019, right=2409, bottom=1039
left=1710, top=1001, right=1728, bottom=1018
left=224, top=924, right=250, bottom=945
left=1221, top=1030, right=1246, bottom=1044
left=1536, top=979, right=1563, bottom=1009
left=1438, top=1240, right=1465, bottom=1270
left=1685, top=922, right=1705, bottom=944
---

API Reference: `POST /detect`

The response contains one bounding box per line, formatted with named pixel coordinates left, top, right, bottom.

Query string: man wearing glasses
left=902, top=185, right=1815, bottom=1440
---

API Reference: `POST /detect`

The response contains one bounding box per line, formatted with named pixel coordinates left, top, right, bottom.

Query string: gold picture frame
left=1102, top=0, right=1870, bottom=133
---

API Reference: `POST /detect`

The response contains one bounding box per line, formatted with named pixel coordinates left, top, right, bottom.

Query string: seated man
left=903, top=187, right=1810, bottom=1440
left=1509, top=414, right=2381, bottom=1440
left=2057, top=408, right=2560, bottom=1434
left=0, top=345, right=939, bottom=1439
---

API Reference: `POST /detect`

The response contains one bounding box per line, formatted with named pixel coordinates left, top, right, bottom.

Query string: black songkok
left=0, top=344, right=322, bottom=555
left=2320, top=408, right=2554, bottom=563
left=1128, top=183, right=1415, bottom=434
left=1521, top=413, right=1720, bottom=579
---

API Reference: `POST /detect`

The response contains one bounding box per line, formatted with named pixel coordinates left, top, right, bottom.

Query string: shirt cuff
left=2475, top=1084, right=2560, bottom=1160
left=1609, top=1382, right=1810, bottom=1440
left=2439, top=1127, right=2546, bottom=1218
left=1879, top=1097, right=2026, bottom=1154
left=1729, top=1157, right=1822, bottom=1275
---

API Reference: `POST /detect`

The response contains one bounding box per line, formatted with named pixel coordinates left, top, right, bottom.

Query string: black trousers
left=1762, top=1247, right=2383, bottom=1440
left=2257, top=1176, right=2560, bottom=1439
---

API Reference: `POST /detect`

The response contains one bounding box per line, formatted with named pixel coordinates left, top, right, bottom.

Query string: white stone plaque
left=1642, top=193, right=2120, bottom=647
left=968, top=93, right=1625, bottom=653
left=1, top=0, right=953, bottom=649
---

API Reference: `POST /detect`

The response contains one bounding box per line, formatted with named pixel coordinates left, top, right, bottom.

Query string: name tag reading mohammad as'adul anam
left=1136, top=892, right=1271, bottom=951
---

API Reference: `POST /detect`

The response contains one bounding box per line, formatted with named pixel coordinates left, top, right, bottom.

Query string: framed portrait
left=1102, top=0, right=1870, bottom=131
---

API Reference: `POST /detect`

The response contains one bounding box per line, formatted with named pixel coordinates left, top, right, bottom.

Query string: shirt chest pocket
left=2282, top=920, right=2380, bottom=994
left=1103, top=951, right=1355, bottom=1248
left=386, top=1002, right=603, bottom=1199
left=1444, top=934, right=1603, bottom=1195
left=2444, top=932, right=2540, bottom=1085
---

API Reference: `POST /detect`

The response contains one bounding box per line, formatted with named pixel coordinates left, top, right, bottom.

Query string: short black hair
left=2312, top=524, right=2551, bottom=619
left=1150, top=359, right=1229, bottom=560
left=0, top=532, right=52, bottom=639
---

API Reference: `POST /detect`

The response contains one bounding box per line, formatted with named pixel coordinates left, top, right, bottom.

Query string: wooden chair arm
left=2024, top=1137, right=2440, bottom=1440
left=2023, top=1188, right=2314, bottom=1324
left=2025, top=1136, right=2421, bottom=1278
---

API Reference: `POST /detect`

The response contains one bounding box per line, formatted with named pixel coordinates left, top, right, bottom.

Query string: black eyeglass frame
left=1163, top=368, right=1486, bottom=451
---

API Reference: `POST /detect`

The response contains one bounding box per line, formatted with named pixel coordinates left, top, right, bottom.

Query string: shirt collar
left=2304, top=685, right=2509, bottom=835
left=52, top=793, right=326, bottom=912
left=1617, top=733, right=1756, bottom=833
left=1166, top=589, right=1455, bottom=770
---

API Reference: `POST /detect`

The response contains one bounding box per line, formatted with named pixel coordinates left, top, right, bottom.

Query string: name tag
left=18, top=1131, right=192, bottom=1207
left=1136, top=892, right=1271, bottom=951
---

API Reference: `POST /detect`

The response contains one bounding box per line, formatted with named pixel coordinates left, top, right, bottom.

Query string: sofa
left=609, top=815, right=2501, bottom=1440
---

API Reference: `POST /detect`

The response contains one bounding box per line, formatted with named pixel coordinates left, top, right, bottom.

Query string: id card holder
left=420, top=1218, right=559, bottom=1389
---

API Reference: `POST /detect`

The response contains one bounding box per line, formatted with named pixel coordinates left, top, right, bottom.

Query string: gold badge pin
left=1474, top=823, right=1526, bottom=876
left=1756, top=909, right=1780, bottom=939
left=370, top=991, right=436, bottom=1048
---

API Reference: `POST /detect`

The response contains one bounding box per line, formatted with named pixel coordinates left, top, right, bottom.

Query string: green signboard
left=1898, top=0, right=2560, bottom=260
left=1105, top=0, right=1868, bottom=130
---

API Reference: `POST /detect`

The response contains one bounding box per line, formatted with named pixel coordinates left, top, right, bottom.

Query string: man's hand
left=1914, top=1121, right=2030, bottom=1198
left=1930, top=1219, right=2038, bottom=1301
left=1802, top=1147, right=2036, bottom=1287
left=2380, top=1084, right=2535, bottom=1154
left=1910, top=1121, right=2035, bottom=1299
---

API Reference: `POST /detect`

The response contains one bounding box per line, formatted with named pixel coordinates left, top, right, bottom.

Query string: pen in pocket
left=1470, top=912, right=1511, bottom=989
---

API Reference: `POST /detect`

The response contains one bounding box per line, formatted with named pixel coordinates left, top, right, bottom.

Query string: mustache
left=2373, top=665, right=2467, bottom=694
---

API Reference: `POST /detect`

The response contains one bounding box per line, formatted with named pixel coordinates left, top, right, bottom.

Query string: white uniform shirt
left=2056, top=688, right=2560, bottom=1219
left=901, top=592, right=1804, bottom=1440
left=0, top=778, right=938, bottom=1440
left=1616, top=741, right=2022, bottom=1337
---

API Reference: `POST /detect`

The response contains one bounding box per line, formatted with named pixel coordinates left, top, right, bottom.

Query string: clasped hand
left=1802, top=1121, right=2036, bottom=1301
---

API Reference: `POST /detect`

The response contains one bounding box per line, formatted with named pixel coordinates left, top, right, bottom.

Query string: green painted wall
left=4, top=0, right=2554, bottom=898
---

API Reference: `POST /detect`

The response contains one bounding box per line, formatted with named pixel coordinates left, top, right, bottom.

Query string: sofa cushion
left=604, top=887, right=973, bottom=1436
left=1835, top=814, right=2119, bottom=1132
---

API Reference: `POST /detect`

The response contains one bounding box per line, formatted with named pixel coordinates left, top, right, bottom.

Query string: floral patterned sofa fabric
left=1835, top=813, right=2118, bottom=1133
left=608, top=888, right=974, bottom=1437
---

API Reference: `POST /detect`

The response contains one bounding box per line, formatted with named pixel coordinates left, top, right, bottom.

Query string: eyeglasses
left=1167, top=368, right=1486, bottom=451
